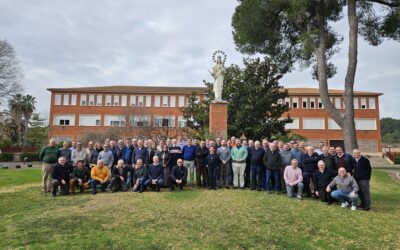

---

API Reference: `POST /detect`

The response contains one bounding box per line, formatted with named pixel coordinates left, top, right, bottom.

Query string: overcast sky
left=1, top=0, right=399, bottom=118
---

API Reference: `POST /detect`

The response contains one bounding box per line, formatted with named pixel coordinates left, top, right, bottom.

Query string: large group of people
left=39, top=136, right=372, bottom=211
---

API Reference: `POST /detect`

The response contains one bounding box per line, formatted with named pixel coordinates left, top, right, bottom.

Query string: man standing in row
left=231, top=139, right=248, bottom=189
left=217, top=139, right=231, bottom=189
left=182, top=139, right=196, bottom=187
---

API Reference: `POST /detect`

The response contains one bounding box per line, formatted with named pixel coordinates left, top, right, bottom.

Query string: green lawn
left=0, top=169, right=399, bottom=249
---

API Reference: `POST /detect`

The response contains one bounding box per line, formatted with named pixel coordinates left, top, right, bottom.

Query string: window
left=303, top=118, right=325, bottom=130
left=162, top=96, right=168, bottom=107
left=89, top=95, right=95, bottom=106
left=121, top=95, right=127, bottom=106
left=335, top=98, right=341, bottom=109
left=369, top=98, right=376, bottom=109
left=170, top=96, right=176, bottom=107
left=53, top=115, right=75, bottom=126
left=178, top=116, right=186, bottom=128
left=360, top=98, right=367, bottom=109
left=113, top=95, right=119, bottom=106
left=277, top=99, right=283, bottom=105
left=105, top=95, right=112, bottom=106
left=328, top=118, right=341, bottom=130
left=80, top=95, right=87, bottom=106
left=63, top=94, right=69, bottom=105
left=310, top=97, right=315, bottom=109
left=285, top=117, right=299, bottom=130
left=96, top=95, right=102, bottom=106
left=318, top=98, right=323, bottom=109
left=355, top=119, right=376, bottom=130
left=79, top=115, right=101, bottom=126
left=130, top=95, right=136, bottom=106
left=71, top=94, right=77, bottom=106
left=53, top=136, right=73, bottom=143
left=130, top=115, right=150, bottom=127
left=284, top=97, right=290, bottom=108
left=104, top=115, right=126, bottom=127
left=302, top=97, right=308, bottom=109
left=54, top=94, right=62, bottom=105
left=145, top=96, right=151, bottom=107
left=155, top=96, right=161, bottom=107
left=178, top=96, right=185, bottom=107
left=154, top=115, right=175, bottom=127
left=292, top=97, right=298, bottom=109
left=194, top=96, right=200, bottom=104
left=354, top=98, right=359, bottom=109
left=138, top=96, right=144, bottom=107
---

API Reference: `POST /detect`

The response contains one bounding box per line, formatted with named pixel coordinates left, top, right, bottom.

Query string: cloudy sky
left=1, top=0, right=399, bottom=118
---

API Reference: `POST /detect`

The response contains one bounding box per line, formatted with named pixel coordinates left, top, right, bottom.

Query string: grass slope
left=0, top=169, right=399, bottom=249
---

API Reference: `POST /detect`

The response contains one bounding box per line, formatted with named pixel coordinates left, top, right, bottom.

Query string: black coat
left=318, top=154, right=337, bottom=172
left=170, top=165, right=188, bottom=182
left=250, top=147, right=265, bottom=166
left=314, top=168, right=337, bottom=190
left=303, top=153, right=319, bottom=172
left=51, top=163, right=70, bottom=182
left=169, top=145, right=182, bottom=167
left=196, top=146, right=209, bottom=166
left=133, top=167, right=148, bottom=183
left=263, top=150, right=281, bottom=170
left=112, top=166, right=129, bottom=180
left=353, top=156, right=372, bottom=180
left=148, top=163, right=163, bottom=181
left=206, top=153, right=219, bottom=168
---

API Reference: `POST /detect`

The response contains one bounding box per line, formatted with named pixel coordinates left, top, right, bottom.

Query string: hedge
left=395, top=158, right=400, bottom=165
left=20, top=152, right=40, bottom=162
left=0, top=153, right=14, bottom=162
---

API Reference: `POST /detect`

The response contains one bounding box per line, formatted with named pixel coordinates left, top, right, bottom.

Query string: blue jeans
left=91, top=179, right=111, bottom=193
left=126, top=165, right=133, bottom=187
left=266, top=169, right=280, bottom=192
left=331, top=190, right=358, bottom=206
left=144, top=178, right=164, bottom=188
left=251, top=164, right=262, bottom=189
left=133, top=177, right=146, bottom=192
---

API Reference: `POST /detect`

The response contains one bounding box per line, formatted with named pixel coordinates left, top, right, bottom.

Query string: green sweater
left=39, top=146, right=58, bottom=164
left=231, top=146, right=248, bottom=163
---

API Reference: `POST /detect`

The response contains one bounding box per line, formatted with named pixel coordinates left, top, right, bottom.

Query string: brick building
left=47, top=86, right=382, bottom=152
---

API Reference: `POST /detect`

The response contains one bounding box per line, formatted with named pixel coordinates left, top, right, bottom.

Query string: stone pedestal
left=209, top=102, right=228, bottom=138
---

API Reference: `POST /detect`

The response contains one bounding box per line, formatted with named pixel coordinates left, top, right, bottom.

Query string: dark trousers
left=260, top=166, right=266, bottom=189
left=144, top=179, right=164, bottom=189
left=303, top=171, right=316, bottom=196
left=51, top=180, right=70, bottom=195
left=208, top=165, right=219, bottom=189
left=245, top=161, right=251, bottom=187
left=196, top=163, right=208, bottom=188
left=111, top=177, right=128, bottom=192
left=91, top=179, right=110, bottom=193
left=317, top=187, right=333, bottom=203
left=169, top=176, right=187, bottom=190
left=280, top=166, right=286, bottom=192
left=251, top=164, right=263, bottom=189
left=357, top=179, right=371, bottom=208
left=219, top=162, right=231, bottom=187
left=125, top=165, right=133, bottom=187
left=266, top=169, right=280, bottom=192
left=133, top=177, right=146, bottom=192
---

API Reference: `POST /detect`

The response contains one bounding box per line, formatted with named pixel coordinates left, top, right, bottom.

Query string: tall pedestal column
left=209, top=102, right=228, bottom=138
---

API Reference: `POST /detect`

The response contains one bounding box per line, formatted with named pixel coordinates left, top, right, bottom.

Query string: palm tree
left=21, top=95, right=36, bottom=146
left=7, top=94, right=24, bottom=146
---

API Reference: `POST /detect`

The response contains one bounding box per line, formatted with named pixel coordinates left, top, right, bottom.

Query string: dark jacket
left=170, top=165, right=188, bottom=182
left=159, top=151, right=170, bottom=168
left=169, top=145, right=182, bottom=167
left=263, top=150, right=281, bottom=170
left=57, top=148, right=72, bottom=163
left=206, top=153, right=219, bottom=168
left=182, top=145, right=197, bottom=161
left=353, top=156, right=372, bottom=180
left=134, top=146, right=149, bottom=166
left=73, top=167, right=90, bottom=182
left=196, top=146, right=209, bottom=166
left=318, top=153, right=337, bottom=172
left=51, top=163, right=70, bottom=182
left=122, top=146, right=134, bottom=165
left=303, top=153, right=319, bottom=172
left=250, top=147, right=265, bottom=166
left=314, top=168, right=337, bottom=190
left=148, top=163, right=163, bottom=181
left=335, top=153, right=354, bottom=174
left=90, top=148, right=102, bottom=164
left=112, top=166, right=129, bottom=180
left=133, top=166, right=148, bottom=183
left=149, top=150, right=161, bottom=164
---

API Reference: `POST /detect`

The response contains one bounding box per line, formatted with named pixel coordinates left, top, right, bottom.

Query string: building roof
left=47, top=85, right=382, bottom=96
left=47, top=85, right=208, bottom=94
left=285, top=87, right=382, bottom=96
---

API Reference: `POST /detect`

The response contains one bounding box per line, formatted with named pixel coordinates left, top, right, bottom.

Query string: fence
left=0, top=147, right=38, bottom=153
left=386, top=151, right=400, bottom=164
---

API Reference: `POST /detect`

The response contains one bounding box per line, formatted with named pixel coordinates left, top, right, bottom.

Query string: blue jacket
left=182, top=145, right=197, bottom=161
left=147, top=163, right=163, bottom=181
left=303, top=153, right=319, bottom=172
left=122, top=146, right=134, bottom=165
left=134, top=146, right=149, bottom=165
left=291, top=149, right=303, bottom=167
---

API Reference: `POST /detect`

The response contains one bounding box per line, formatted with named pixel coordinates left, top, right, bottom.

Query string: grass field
left=0, top=169, right=399, bottom=249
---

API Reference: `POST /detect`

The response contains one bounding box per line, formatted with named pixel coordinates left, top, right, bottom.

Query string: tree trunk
left=343, top=0, right=359, bottom=152
left=23, top=115, right=31, bottom=146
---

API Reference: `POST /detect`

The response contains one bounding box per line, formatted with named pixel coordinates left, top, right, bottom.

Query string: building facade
left=47, top=86, right=382, bottom=152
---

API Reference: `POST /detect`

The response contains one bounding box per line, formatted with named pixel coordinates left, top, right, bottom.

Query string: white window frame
left=170, top=96, right=176, bottom=107
left=130, top=95, right=136, bottom=106
left=89, top=95, right=95, bottom=106
left=328, top=118, right=341, bottom=130
left=71, top=94, right=77, bottom=106
left=162, top=96, right=169, bottom=107
left=63, top=94, right=69, bottom=105
left=113, top=95, right=119, bottom=106
left=285, top=117, right=299, bottom=130
left=80, top=95, right=87, bottom=106
left=335, top=98, right=341, bottom=109
left=309, top=97, right=315, bottom=109
left=292, top=97, right=298, bottom=109
left=54, top=94, right=62, bottom=106
left=355, top=118, right=377, bottom=130
left=121, top=95, right=127, bottom=106
left=104, top=115, right=126, bottom=127
left=105, top=95, right=112, bottom=106
left=130, top=115, right=150, bottom=127
left=302, top=118, right=325, bottom=130
left=79, top=115, right=101, bottom=126
left=302, top=97, right=308, bottom=109
left=96, top=95, right=102, bottom=106
left=138, top=96, right=144, bottom=107
left=53, top=115, right=75, bottom=126
left=178, top=96, right=185, bottom=107
left=155, top=96, right=161, bottom=107
left=178, top=116, right=186, bottom=128
left=360, top=98, right=367, bottom=109
left=284, top=97, right=290, bottom=108
left=354, top=98, right=359, bottom=109
left=145, top=95, right=151, bottom=107
left=369, top=98, right=376, bottom=109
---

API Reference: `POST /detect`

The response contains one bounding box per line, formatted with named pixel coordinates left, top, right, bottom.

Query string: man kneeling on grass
left=90, top=159, right=110, bottom=195
left=145, top=156, right=164, bottom=192
left=283, top=159, right=303, bottom=200
left=111, top=159, right=128, bottom=192
left=326, top=167, right=359, bottom=211
left=169, top=159, right=187, bottom=191
left=133, top=159, right=147, bottom=193
left=51, top=157, right=70, bottom=197
left=70, top=160, right=90, bottom=194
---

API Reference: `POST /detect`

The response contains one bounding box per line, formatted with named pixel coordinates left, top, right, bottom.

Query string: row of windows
left=285, top=117, right=377, bottom=130
left=54, top=93, right=201, bottom=108
left=53, top=114, right=187, bottom=128
left=281, top=97, right=376, bottom=110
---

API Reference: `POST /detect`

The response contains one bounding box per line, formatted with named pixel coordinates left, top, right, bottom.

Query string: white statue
left=211, top=51, right=226, bottom=103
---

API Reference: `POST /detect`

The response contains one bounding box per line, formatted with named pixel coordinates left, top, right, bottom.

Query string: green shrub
left=394, top=158, right=400, bottom=165
left=0, top=153, right=14, bottom=162
left=20, top=152, right=40, bottom=162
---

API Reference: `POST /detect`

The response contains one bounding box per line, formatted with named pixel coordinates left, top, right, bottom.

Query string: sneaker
left=296, top=195, right=302, bottom=200
left=92, top=191, right=97, bottom=195
left=351, top=205, right=357, bottom=211
left=340, top=201, right=349, bottom=208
